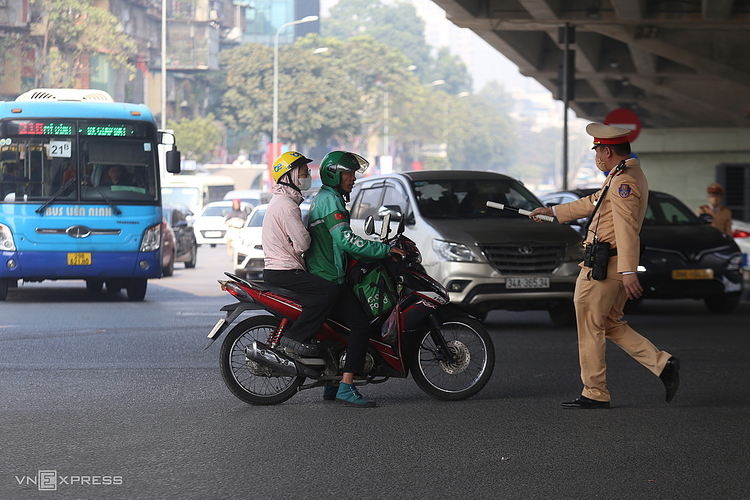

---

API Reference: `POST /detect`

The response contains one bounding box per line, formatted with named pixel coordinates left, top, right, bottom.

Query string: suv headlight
left=140, top=223, right=161, bottom=252
left=0, top=223, right=16, bottom=251
left=432, top=239, right=479, bottom=262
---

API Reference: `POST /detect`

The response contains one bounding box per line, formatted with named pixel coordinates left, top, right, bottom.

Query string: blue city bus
left=0, top=88, right=180, bottom=300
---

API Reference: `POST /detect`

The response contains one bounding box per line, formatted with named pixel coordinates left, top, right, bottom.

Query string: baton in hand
left=486, top=201, right=555, bottom=222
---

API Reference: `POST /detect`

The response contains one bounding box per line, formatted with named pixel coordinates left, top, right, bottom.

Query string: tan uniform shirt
left=555, top=158, right=648, bottom=276
left=696, top=204, right=732, bottom=236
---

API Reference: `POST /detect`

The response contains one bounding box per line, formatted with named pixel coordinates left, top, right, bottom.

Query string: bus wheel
left=86, top=279, right=104, bottom=294
left=0, top=279, right=9, bottom=300
left=127, top=279, right=147, bottom=301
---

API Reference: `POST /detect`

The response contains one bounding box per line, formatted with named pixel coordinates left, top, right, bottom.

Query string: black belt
left=609, top=248, right=618, bottom=257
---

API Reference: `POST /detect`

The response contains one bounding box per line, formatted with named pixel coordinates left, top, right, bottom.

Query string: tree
left=29, top=0, right=137, bottom=87
left=219, top=41, right=362, bottom=150
left=443, top=83, right=518, bottom=172
left=297, top=34, right=425, bottom=150
left=426, top=47, right=473, bottom=95
left=323, top=0, right=432, bottom=81
left=168, top=114, right=223, bottom=164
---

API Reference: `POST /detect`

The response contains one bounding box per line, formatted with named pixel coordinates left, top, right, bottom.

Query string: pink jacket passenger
left=262, top=169, right=310, bottom=271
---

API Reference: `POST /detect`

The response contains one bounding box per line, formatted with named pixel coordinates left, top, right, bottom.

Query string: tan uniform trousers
left=573, top=267, right=672, bottom=402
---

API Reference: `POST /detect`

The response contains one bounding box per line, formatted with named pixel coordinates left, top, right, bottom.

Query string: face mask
left=297, top=176, right=312, bottom=191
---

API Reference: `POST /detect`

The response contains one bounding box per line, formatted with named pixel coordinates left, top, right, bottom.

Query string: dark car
left=161, top=205, right=198, bottom=276
left=540, top=189, right=744, bottom=312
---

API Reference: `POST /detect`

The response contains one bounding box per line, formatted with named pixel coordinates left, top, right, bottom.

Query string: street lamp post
left=272, top=15, right=318, bottom=160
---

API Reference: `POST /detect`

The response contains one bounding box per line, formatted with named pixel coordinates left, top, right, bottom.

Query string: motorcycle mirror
left=380, top=213, right=391, bottom=240
left=377, top=205, right=403, bottom=222
left=364, top=216, right=376, bottom=235
left=396, top=217, right=405, bottom=235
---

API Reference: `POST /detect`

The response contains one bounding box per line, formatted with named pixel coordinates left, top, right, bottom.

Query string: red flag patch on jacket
left=334, top=212, right=345, bottom=220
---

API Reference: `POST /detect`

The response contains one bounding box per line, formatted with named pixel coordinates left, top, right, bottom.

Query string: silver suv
left=349, top=170, right=584, bottom=324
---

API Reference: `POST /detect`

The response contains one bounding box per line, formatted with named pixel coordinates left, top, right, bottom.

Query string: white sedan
left=233, top=203, right=310, bottom=279
left=193, top=200, right=252, bottom=247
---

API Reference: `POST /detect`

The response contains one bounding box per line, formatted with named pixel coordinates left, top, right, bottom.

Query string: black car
left=541, top=189, right=744, bottom=313
left=162, top=205, right=198, bottom=275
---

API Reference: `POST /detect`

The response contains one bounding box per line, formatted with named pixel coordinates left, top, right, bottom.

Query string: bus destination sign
left=10, top=121, right=74, bottom=136
left=81, top=123, right=147, bottom=137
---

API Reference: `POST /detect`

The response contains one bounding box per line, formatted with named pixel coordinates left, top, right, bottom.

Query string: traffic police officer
left=530, top=123, right=680, bottom=409
left=697, top=183, right=733, bottom=236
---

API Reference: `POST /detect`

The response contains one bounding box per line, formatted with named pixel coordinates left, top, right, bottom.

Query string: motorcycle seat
left=252, top=281, right=301, bottom=301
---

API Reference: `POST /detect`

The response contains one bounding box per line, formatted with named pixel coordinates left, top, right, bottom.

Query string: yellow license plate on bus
left=67, top=253, right=92, bottom=266
left=672, top=269, right=713, bottom=280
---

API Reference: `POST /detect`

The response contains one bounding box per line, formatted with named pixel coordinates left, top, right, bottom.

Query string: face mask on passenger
left=297, top=176, right=312, bottom=191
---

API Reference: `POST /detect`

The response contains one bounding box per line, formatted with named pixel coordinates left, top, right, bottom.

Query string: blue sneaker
left=335, top=383, right=376, bottom=407
left=323, top=383, right=338, bottom=401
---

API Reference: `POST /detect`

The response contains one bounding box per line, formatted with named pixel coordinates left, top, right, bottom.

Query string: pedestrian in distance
left=529, top=123, right=680, bottom=409
left=696, top=183, right=733, bottom=236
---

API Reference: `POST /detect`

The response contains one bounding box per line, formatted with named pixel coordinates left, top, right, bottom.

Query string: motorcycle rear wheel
left=220, top=316, right=305, bottom=405
left=411, top=316, right=495, bottom=401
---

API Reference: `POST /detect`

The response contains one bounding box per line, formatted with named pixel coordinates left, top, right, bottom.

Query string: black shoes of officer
left=560, top=395, right=611, bottom=409
left=278, top=336, right=320, bottom=357
left=659, top=356, right=681, bottom=403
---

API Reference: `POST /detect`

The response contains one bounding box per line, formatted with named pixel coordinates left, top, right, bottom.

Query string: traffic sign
left=604, top=108, right=641, bottom=143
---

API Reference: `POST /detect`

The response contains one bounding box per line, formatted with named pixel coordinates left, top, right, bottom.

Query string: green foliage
left=219, top=42, right=362, bottom=149
left=168, top=114, right=223, bottom=164
left=323, top=0, right=431, bottom=81
left=426, top=47, right=472, bottom=95
left=29, top=0, right=137, bottom=87
left=442, top=84, right=518, bottom=172
left=297, top=34, right=424, bottom=146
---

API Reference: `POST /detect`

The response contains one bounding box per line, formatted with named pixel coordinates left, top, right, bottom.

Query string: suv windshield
left=411, top=178, right=542, bottom=219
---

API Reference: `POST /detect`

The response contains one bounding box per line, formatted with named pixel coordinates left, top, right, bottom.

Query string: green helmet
left=319, top=151, right=369, bottom=187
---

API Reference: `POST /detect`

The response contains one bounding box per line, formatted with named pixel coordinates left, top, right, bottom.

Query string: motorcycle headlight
left=432, top=239, right=479, bottom=262
left=140, top=223, right=161, bottom=252
left=0, top=223, right=16, bottom=251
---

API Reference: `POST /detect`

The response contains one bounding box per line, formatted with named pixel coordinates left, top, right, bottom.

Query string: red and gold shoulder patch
left=334, top=212, right=345, bottom=220
left=618, top=184, right=632, bottom=198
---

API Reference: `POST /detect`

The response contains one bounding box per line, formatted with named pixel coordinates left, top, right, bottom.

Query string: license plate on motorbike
left=67, top=252, right=92, bottom=265
left=505, top=277, right=550, bottom=289
left=207, top=318, right=227, bottom=339
left=672, top=269, right=713, bottom=280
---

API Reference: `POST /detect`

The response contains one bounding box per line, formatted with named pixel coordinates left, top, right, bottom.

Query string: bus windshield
left=1, top=119, right=158, bottom=203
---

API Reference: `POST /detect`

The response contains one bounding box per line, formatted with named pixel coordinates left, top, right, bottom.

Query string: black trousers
left=263, top=269, right=339, bottom=343
left=329, top=285, right=371, bottom=375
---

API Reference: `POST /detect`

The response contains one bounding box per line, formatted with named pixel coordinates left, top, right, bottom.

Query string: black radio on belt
left=583, top=240, right=611, bottom=281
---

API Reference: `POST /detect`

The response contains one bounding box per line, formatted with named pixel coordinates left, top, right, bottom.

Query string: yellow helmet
left=271, top=151, right=313, bottom=183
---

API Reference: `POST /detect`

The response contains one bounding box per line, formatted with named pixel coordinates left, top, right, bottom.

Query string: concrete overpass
left=433, top=0, right=750, bottom=214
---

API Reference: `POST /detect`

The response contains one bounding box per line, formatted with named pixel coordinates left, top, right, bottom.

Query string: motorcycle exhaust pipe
left=245, top=341, right=320, bottom=378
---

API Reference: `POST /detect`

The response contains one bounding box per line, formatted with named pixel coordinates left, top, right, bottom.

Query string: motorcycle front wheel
left=411, top=316, right=495, bottom=401
left=220, top=316, right=305, bottom=405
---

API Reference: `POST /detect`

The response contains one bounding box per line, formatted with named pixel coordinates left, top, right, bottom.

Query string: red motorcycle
left=205, top=215, right=495, bottom=405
